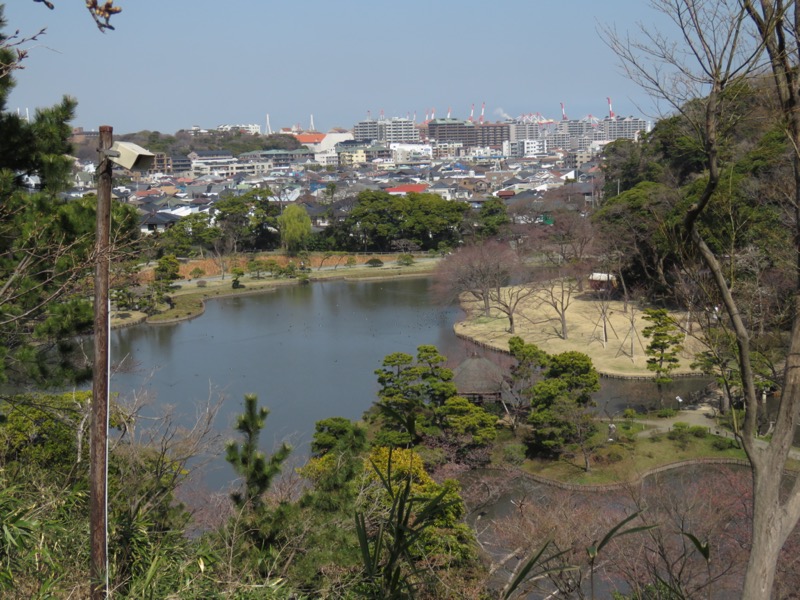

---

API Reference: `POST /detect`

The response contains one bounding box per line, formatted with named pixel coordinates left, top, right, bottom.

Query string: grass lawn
left=495, top=428, right=748, bottom=486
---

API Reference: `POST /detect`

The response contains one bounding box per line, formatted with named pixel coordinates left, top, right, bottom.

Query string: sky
left=3, top=1, right=674, bottom=135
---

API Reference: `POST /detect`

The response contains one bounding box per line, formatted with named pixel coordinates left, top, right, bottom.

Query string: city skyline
left=4, top=1, right=677, bottom=134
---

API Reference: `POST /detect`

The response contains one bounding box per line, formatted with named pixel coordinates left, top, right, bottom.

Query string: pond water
left=109, top=277, right=710, bottom=489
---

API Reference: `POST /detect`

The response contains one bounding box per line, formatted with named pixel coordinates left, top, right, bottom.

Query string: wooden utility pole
left=91, top=125, right=112, bottom=600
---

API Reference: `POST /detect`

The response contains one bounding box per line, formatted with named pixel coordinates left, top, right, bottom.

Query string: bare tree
left=532, top=266, right=581, bottom=340
left=490, top=279, right=539, bottom=335
left=434, top=241, right=519, bottom=318
left=605, top=1, right=800, bottom=597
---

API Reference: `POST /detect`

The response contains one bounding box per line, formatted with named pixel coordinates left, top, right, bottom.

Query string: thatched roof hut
left=452, top=356, right=507, bottom=404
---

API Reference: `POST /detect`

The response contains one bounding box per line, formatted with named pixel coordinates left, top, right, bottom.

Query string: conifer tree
left=225, top=394, right=291, bottom=510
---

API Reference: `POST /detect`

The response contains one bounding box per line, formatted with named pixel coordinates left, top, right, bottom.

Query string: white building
left=353, top=117, right=420, bottom=143
left=216, top=123, right=262, bottom=135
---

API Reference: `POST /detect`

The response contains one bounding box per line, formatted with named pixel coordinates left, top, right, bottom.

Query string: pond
left=109, top=276, right=710, bottom=489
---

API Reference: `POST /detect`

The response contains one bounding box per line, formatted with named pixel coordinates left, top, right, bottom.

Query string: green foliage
left=622, top=408, right=639, bottom=420
left=396, top=253, right=414, bottom=267
left=246, top=259, right=266, bottom=279
left=0, top=486, right=39, bottom=593
left=355, top=447, right=476, bottom=597
left=154, top=254, right=181, bottom=282
left=642, top=308, right=683, bottom=389
left=231, top=267, right=245, bottom=289
left=510, top=337, right=600, bottom=460
left=657, top=408, right=678, bottom=418
left=159, top=212, right=218, bottom=257
left=374, top=346, right=458, bottom=446
left=527, top=397, right=597, bottom=457
left=189, top=267, right=205, bottom=280
left=337, top=190, right=467, bottom=252
left=712, top=437, right=739, bottom=450
left=310, top=417, right=367, bottom=458
left=277, top=204, right=312, bottom=254
left=225, top=394, right=291, bottom=510
left=0, top=391, right=91, bottom=474
left=535, top=351, right=600, bottom=407
left=474, top=197, right=510, bottom=238
left=435, top=396, right=497, bottom=447
left=366, top=258, right=384, bottom=267
left=502, top=443, right=527, bottom=465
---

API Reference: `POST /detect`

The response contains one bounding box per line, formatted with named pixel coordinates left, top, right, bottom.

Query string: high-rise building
left=426, top=119, right=509, bottom=148
left=353, top=117, right=419, bottom=143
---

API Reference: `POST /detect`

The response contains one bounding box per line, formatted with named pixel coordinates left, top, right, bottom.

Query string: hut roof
left=452, top=357, right=506, bottom=395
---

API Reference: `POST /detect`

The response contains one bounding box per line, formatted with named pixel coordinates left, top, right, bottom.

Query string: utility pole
left=91, top=125, right=112, bottom=600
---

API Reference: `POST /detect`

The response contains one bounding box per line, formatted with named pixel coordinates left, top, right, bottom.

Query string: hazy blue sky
left=4, top=1, right=673, bottom=134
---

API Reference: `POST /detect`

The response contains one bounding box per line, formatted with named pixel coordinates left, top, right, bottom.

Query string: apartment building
left=426, top=119, right=510, bottom=149
left=353, top=117, right=420, bottom=143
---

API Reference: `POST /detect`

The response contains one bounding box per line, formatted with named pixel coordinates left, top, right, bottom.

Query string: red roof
left=294, top=133, right=326, bottom=144
left=385, top=183, right=429, bottom=195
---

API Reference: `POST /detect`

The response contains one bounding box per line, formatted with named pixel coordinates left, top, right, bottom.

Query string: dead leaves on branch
left=32, top=1, right=122, bottom=32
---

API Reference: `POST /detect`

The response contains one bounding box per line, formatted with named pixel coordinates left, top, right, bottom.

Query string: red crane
left=560, top=102, right=568, bottom=120
left=607, top=97, right=615, bottom=119
left=479, top=101, right=485, bottom=124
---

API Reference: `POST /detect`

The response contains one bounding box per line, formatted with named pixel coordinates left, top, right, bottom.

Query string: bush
left=622, top=408, right=638, bottom=420
left=689, top=425, right=708, bottom=438
left=196, top=280, right=207, bottom=288
left=657, top=408, right=678, bottom=418
left=366, top=258, right=384, bottom=268
left=712, top=437, right=739, bottom=450
left=667, top=423, right=690, bottom=449
left=345, top=256, right=357, bottom=268
left=502, top=443, right=527, bottom=465
left=397, top=253, right=414, bottom=266
left=606, top=450, right=624, bottom=463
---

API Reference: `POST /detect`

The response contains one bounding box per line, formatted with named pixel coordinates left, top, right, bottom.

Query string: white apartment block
left=390, top=143, right=433, bottom=163
left=504, top=138, right=549, bottom=158
left=216, top=123, right=262, bottom=135
left=191, top=158, right=273, bottom=178
left=353, top=117, right=420, bottom=143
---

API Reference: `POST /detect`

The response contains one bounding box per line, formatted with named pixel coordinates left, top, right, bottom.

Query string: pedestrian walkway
left=621, top=403, right=800, bottom=461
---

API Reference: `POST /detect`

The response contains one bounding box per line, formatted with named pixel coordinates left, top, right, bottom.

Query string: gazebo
left=452, top=356, right=507, bottom=405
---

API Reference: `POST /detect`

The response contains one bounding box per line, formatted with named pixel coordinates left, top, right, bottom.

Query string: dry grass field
left=457, top=290, right=708, bottom=378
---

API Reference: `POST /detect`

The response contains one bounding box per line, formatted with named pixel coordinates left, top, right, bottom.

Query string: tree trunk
left=742, top=457, right=792, bottom=600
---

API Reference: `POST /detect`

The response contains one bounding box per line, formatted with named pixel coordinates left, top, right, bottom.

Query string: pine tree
left=225, top=394, right=291, bottom=510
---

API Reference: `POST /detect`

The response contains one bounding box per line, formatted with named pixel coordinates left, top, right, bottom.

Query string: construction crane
left=582, top=114, right=600, bottom=127
left=469, top=103, right=475, bottom=122
left=607, top=97, right=615, bottom=119
left=479, top=102, right=485, bottom=124
left=560, top=102, right=568, bottom=120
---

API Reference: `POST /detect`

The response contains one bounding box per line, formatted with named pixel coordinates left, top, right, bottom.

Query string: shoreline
left=110, top=260, right=440, bottom=329
left=112, top=260, right=699, bottom=381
